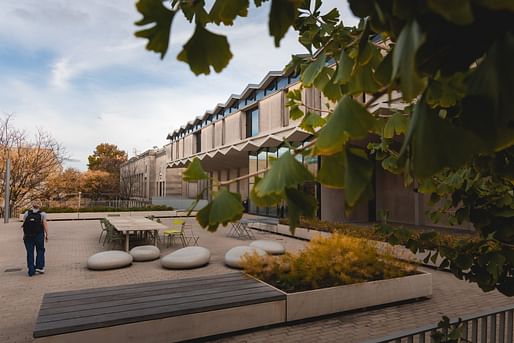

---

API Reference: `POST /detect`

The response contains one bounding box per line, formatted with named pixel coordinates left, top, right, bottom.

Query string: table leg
left=125, top=232, right=129, bottom=252
left=154, top=230, right=158, bottom=246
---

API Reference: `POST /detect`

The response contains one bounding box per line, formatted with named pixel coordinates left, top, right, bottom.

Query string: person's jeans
left=24, top=232, right=45, bottom=276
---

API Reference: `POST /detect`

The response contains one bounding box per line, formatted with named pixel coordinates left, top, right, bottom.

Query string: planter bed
left=254, top=271, right=432, bottom=322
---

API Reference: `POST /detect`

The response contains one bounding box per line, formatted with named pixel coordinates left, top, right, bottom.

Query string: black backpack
left=23, top=210, right=43, bottom=237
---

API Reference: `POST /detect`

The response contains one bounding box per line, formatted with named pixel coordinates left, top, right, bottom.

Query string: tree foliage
left=135, top=0, right=514, bottom=295
left=87, top=143, right=127, bottom=196
left=0, top=114, right=66, bottom=214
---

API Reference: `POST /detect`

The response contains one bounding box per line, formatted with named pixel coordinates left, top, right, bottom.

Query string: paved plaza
left=0, top=218, right=513, bottom=343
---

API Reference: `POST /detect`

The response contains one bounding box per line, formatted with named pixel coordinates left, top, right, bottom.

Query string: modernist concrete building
left=122, top=67, right=461, bottom=228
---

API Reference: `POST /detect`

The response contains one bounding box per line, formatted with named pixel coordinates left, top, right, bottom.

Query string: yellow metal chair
left=163, top=219, right=186, bottom=247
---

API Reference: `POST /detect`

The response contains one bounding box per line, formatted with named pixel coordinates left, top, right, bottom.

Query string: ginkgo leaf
left=177, top=25, right=233, bottom=75
left=250, top=176, right=283, bottom=207
left=196, top=187, right=244, bottom=231
left=334, top=50, right=353, bottom=84
left=285, top=187, right=317, bottom=231
left=383, top=112, right=409, bottom=139
left=300, top=112, right=326, bottom=133
left=209, top=0, right=249, bottom=25
left=182, top=158, right=209, bottom=181
left=315, top=96, right=375, bottom=155
left=302, top=53, right=326, bottom=87
left=403, top=99, right=485, bottom=178
left=427, top=0, right=474, bottom=25
left=269, top=0, right=301, bottom=47
left=392, top=20, right=426, bottom=101
left=317, top=151, right=345, bottom=188
left=344, top=147, right=374, bottom=208
left=135, top=0, right=176, bottom=59
left=255, top=151, right=314, bottom=196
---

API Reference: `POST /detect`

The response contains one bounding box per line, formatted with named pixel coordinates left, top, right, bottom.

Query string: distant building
left=121, top=65, right=466, bottom=229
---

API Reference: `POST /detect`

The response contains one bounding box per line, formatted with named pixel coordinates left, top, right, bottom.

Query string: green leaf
left=334, top=50, right=354, bottom=84
left=196, top=187, right=244, bottom=232
left=427, top=0, right=474, bottom=25
left=426, top=73, right=467, bottom=108
left=285, top=187, right=317, bottom=231
left=462, top=33, right=514, bottom=151
left=182, top=158, right=209, bottom=181
left=269, top=0, right=301, bottom=47
left=392, top=20, right=426, bottom=101
left=374, top=51, right=392, bottom=86
left=317, top=151, right=345, bottom=188
left=343, top=63, right=381, bottom=94
left=402, top=100, right=485, bottom=178
left=254, top=151, right=314, bottom=197
left=344, top=147, right=374, bottom=208
left=301, top=53, right=326, bottom=87
left=135, top=0, right=176, bottom=59
left=315, top=96, right=375, bottom=155
left=209, top=0, right=249, bottom=25
left=300, top=112, right=326, bottom=133
left=180, top=0, right=209, bottom=24
left=289, top=106, right=304, bottom=120
left=177, top=25, right=233, bottom=75
left=383, top=112, right=409, bottom=139
left=475, top=0, right=514, bottom=11
left=250, top=176, right=283, bottom=207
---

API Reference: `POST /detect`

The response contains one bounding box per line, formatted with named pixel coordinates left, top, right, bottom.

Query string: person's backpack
left=22, top=210, right=43, bottom=237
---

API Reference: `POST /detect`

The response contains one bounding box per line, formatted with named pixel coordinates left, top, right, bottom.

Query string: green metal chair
left=163, top=219, right=186, bottom=247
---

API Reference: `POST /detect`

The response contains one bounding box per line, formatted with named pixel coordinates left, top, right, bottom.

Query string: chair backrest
left=171, top=219, right=185, bottom=232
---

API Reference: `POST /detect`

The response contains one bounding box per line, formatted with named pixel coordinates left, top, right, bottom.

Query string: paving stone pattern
left=0, top=219, right=512, bottom=342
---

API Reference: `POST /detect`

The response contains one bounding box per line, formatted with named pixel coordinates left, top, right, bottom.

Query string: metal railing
left=365, top=304, right=514, bottom=343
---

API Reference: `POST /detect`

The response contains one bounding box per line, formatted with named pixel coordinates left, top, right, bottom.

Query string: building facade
left=122, top=68, right=465, bottom=228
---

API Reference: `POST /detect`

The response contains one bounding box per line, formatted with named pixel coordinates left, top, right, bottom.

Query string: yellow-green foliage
left=243, top=234, right=417, bottom=292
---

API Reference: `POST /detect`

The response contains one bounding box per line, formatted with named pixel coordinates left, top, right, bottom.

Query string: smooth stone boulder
left=161, top=246, right=210, bottom=269
left=130, top=245, right=160, bottom=262
left=250, top=240, right=285, bottom=255
left=224, top=246, right=267, bottom=269
left=87, top=251, right=133, bottom=270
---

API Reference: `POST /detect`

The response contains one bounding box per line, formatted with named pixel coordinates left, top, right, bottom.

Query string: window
left=246, top=108, right=259, bottom=137
left=277, top=76, right=289, bottom=90
left=265, top=81, right=277, bottom=95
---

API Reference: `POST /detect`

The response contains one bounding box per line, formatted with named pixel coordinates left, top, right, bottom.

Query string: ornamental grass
left=243, top=234, right=417, bottom=293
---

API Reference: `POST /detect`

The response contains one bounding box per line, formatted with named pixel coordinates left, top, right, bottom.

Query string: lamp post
left=3, top=158, right=10, bottom=223
left=77, top=191, right=81, bottom=220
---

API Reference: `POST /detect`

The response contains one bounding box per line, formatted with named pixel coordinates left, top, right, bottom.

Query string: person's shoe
left=36, top=268, right=45, bottom=274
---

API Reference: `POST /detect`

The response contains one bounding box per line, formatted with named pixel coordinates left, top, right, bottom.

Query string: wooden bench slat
left=38, top=281, right=270, bottom=317
left=43, top=272, right=245, bottom=301
left=38, top=286, right=279, bottom=323
left=40, top=277, right=257, bottom=309
left=34, top=289, right=284, bottom=337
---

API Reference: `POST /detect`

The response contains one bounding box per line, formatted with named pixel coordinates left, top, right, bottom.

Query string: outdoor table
left=228, top=217, right=279, bottom=239
left=106, top=216, right=167, bottom=252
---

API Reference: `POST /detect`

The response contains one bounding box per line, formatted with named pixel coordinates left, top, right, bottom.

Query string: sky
left=0, top=1, right=358, bottom=170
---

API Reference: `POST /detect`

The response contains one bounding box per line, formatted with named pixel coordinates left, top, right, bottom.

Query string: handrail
left=364, top=304, right=514, bottom=343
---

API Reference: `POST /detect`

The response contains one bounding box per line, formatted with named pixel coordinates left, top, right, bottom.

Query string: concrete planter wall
left=259, top=271, right=432, bottom=322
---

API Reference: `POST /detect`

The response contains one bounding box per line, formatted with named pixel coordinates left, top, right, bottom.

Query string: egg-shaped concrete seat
left=249, top=240, right=285, bottom=255
left=224, top=246, right=267, bottom=269
left=161, top=246, right=210, bottom=269
left=130, top=245, right=160, bottom=262
left=87, top=251, right=133, bottom=270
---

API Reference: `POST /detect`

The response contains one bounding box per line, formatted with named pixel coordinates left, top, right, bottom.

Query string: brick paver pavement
left=0, top=218, right=512, bottom=342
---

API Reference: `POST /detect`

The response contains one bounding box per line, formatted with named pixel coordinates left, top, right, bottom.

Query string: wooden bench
left=34, top=273, right=286, bottom=343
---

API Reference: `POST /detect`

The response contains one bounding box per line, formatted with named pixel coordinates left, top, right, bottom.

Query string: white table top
left=107, top=217, right=168, bottom=232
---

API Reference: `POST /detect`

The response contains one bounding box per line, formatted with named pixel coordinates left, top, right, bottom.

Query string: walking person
left=22, top=200, right=48, bottom=277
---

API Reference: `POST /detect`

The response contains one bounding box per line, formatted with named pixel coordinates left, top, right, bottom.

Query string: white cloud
left=0, top=1, right=359, bottom=170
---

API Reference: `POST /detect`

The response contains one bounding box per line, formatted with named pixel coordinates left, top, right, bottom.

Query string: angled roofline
left=166, top=54, right=310, bottom=140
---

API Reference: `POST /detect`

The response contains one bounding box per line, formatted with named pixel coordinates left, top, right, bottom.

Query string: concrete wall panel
left=225, top=112, right=242, bottom=145
left=201, top=125, right=214, bottom=152
left=259, top=92, right=284, bottom=133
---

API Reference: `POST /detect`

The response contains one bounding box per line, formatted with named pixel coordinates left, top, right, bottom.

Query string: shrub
left=243, top=234, right=417, bottom=293
left=279, top=217, right=478, bottom=250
